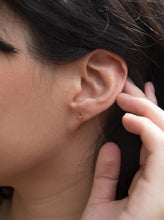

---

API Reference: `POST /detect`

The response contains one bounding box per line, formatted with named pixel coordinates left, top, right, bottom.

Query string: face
left=0, top=5, right=71, bottom=184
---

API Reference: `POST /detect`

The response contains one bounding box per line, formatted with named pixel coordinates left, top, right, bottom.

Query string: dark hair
left=0, top=0, right=164, bottom=202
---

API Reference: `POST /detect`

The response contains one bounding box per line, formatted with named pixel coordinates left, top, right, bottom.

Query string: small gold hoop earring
left=78, top=113, right=84, bottom=122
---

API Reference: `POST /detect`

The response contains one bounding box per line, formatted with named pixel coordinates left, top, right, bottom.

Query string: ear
left=70, top=49, right=127, bottom=123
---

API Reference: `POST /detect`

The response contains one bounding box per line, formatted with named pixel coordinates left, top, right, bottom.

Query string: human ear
left=70, top=49, right=127, bottom=123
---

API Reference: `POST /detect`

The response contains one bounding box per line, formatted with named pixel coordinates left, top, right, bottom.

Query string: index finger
left=117, top=93, right=164, bottom=131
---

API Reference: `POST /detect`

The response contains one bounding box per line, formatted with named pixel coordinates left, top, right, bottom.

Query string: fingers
left=122, top=113, right=164, bottom=154
left=123, top=79, right=159, bottom=172
left=117, top=93, right=164, bottom=131
left=122, top=113, right=164, bottom=191
left=118, top=80, right=164, bottom=216
left=124, top=78, right=157, bottom=105
left=123, top=77, right=146, bottom=98
left=118, top=82, right=164, bottom=185
left=87, top=143, right=120, bottom=205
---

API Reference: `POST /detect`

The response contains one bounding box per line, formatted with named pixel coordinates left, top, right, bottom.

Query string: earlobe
left=70, top=49, right=127, bottom=123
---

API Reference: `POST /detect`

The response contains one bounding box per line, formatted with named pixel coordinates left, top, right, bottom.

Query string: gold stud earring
left=78, top=113, right=84, bottom=122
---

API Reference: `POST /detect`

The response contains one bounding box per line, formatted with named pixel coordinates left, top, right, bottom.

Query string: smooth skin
left=0, top=5, right=128, bottom=220
left=0, top=3, right=164, bottom=220
left=81, top=80, right=164, bottom=220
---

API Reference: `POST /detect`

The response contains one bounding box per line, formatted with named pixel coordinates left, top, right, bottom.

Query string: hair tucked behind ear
left=1, top=0, right=164, bottom=200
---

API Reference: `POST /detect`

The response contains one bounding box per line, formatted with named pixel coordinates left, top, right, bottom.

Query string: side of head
left=0, top=0, right=163, bottom=200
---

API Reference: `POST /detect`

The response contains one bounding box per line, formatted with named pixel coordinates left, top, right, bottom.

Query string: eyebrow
left=0, top=37, right=18, bottom=53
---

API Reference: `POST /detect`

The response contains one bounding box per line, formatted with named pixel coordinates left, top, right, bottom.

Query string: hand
left=80, top=80, right=164, bottom=220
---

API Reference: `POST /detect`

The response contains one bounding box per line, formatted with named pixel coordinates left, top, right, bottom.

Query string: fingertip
left=122, top=112, right=134, bottom=119
left=122, top=113, right=131, bottom=128
left=116, top=93, right=132, bottom=106
left=99, top=142, right=120, bottom=159
left=97, top=142, right=121, bottom=174
left=121, top=113, right=139, bottom=134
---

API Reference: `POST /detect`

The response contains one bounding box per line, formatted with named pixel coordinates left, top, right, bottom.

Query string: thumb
left=88, top=143, right=121, bottom=205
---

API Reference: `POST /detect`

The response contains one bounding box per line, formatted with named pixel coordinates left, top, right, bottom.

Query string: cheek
left=0, top=56, right=65, bottom=181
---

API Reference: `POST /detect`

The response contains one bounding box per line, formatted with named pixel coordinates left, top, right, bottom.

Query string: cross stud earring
left=78, top=113, right=84, bottom=122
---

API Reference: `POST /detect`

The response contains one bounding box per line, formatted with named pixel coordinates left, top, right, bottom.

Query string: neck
left=10, top=176, right=93, bottom=220
left=8, top=120, right=101, bottom=220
